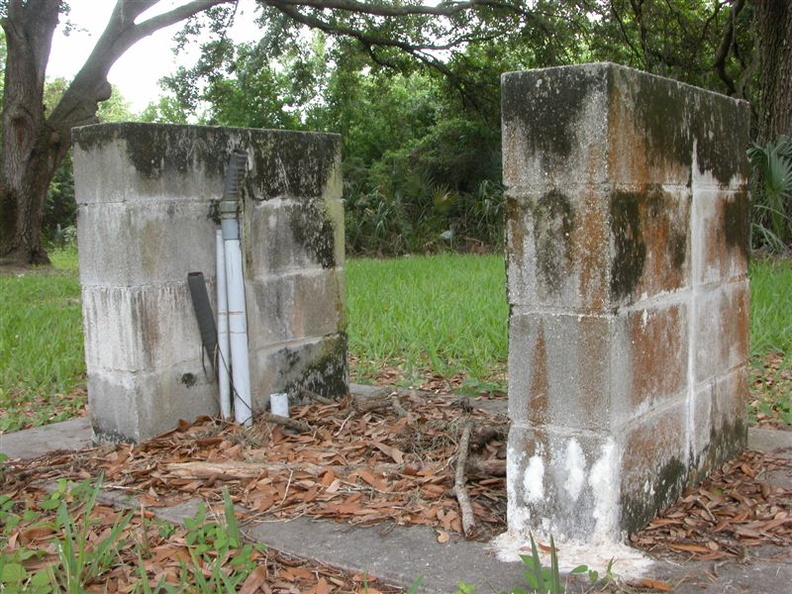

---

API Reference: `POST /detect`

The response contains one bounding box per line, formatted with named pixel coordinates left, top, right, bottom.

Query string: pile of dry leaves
left=4, top=384, right=792, bottom=592
left=632, top=450, right=792, bottom=562
left=2, top=390, right=508, bottom=592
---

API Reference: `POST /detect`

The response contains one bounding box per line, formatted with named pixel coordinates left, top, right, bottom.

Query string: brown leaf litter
left=4, top=387, right=792, bottom=591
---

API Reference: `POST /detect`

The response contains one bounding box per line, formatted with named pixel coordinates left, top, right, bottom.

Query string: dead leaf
left=240, top=565, right=268, bottom=594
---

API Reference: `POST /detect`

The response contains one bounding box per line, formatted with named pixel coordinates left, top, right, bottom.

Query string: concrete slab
left=4, top=413, right=791, bottom=593
left=0, top=416, right=93, bottom=460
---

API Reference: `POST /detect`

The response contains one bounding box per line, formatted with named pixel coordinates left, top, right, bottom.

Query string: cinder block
left=503, top=64, right=750, bottom=545
left=691, top=188, right=750, bottom=286
left=74, top=123, right=347, bottom=443
left=77, top=202, right=217, bottom=287
left=502, top=65, right=611, bottom=194
left=246, top=270, right=345, bottom=345
left=507, top=424, right=621, bottom=543
left=73, top=124, right=343, bottom=204
left=82, top=284, right=206, bottom=373
left=689, top=366, right=749, bottom=477
left=506, top=189, right=611, bottom=311
left=508, top=311, right=612, bottom=431
left=247, top=198, right=344, bottom=273
left=692, top=281, right=750, bottom=383
left=250, top=334, right=348, bottom=412
left=607, top=187, right=691, bottom=305
left=619, top=302, right=690, bottom=414
left=506, top=180, right=691, bottom=311
left=88, top=368, right=218, bottom=443
left=619, top=400, right=689, bottom=534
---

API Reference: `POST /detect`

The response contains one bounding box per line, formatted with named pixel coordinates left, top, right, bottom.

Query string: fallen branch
left=453, top=422, right=477, bottom=538
left=260, top=412, right=313, bottom=433
left=353, top=393, right=396, bottom=413
left=466, top=458, right=506, bottom=477
left=299, top=388, right=335, bottom=406
left=164, top=460, right=407, bottom=480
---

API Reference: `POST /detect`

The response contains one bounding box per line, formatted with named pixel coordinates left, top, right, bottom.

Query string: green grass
left=749, top=257, right=792, bottom=356
left=0, top=247, right=84, bottom=431
left=2, top=249, right=791, bottom=430
left=346, top=253, right=508, bottom=387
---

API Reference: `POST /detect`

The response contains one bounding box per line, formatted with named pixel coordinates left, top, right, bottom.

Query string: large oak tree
left=0, top=0, right=790, bottom=265
left=0, top=0, right=521, bottom=265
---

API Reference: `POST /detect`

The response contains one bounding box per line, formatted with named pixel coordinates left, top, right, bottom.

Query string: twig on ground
left=299, top=388, right=335, bottom=406
left=262, top=413, right=313, bottom=433
left=453, top=421, right=477, bottom=538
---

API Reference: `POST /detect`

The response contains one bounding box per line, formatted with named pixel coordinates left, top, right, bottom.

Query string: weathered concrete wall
left=73, top=123, right=347, bottom=443
left=502, top=63, right=750, bottom=544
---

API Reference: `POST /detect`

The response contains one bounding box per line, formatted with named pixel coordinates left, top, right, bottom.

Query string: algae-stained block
left=502, top=64, right=750, bottom=546
left=74, top=123, right=347, bottom=443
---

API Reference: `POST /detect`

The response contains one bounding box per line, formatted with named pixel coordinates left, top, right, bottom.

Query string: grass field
left=1, top=248, right=791, bottom=430
left=0, top=251, right=85, bottom=431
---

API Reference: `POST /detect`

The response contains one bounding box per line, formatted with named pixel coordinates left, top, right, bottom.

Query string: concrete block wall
left=502, top=63, right=750, bottom=544
left=73, top=123, right=347, bottom=443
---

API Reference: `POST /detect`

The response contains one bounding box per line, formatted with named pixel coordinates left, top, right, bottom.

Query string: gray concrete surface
left=503, top=63, right=752, bottom=544
left=72, top=123, right=347, bottom=443
left=0, top=415, right=92, bottom=460
left=2, top=413, right=790, bottom=593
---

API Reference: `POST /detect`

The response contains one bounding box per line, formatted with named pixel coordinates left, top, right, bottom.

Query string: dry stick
left=165, top=460, right=406, bottom=480
left=298, top=388, right=335, bottom=406
left=262, top=412, right=313, bottom=433
left=453, top=421, right=477, bottom=538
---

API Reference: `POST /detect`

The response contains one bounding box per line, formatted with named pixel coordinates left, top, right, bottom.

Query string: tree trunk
left=754, top=0, right=792, bottom=143
left=0, top=0, right=231, bottom=266
left=0, top=0, right=61, bottom=265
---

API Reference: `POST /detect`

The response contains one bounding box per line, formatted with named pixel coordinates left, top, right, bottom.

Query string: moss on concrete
left=533, top=190, right=575, bottom=295
left=723, top=190, right=751, bottom=262
left=501, top=67, right=596, bottom=167
left=622, top=456, right=687, bottom=535
left=284, top=333, right=348, bottom=399
left=286, top=202, right=336, bottom=268
left=610, top=191, right=646, bottom=301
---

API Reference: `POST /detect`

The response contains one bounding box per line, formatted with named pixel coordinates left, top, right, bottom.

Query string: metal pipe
left=219, top=149, right=252, bottom=426
left=215, top=229, right=231, bottom=419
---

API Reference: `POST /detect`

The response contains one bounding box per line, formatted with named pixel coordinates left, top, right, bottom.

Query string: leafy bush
left=748, top=136, right=792, bottom=253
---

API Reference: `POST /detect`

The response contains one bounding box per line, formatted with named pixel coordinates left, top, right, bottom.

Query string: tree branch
left=46, top=0, right=235, bottom=141
left=713, top=0, right=745, bottom=97
left=264, top=0, right=524, bottom=18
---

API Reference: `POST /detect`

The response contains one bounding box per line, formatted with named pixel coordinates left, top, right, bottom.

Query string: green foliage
left=750, top=258, right=792, bottom=356
left=179, top=490, right=264, bottom=593
left=52, top=478, right=135, bottom=592
left=41, top=81, right=136, bottom=242
left=0, top=478, right=132, bottom=593
left=748, top=136, right=792, bottom=253
left=749, top=258, right=792, bottom=426
left=0, top=477, right=263, bottom=593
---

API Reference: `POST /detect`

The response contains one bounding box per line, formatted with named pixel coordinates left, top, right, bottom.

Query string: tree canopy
left=0, top=0, right=790, bottom=263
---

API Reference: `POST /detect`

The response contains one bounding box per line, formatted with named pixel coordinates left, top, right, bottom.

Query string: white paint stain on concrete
left=493, top=531, right=654, bottom=579
left=523, top=454, right=545, bottom=503
left=588, top=438, right=619, bottom=543
left=563, top=438, right=586, bottom=501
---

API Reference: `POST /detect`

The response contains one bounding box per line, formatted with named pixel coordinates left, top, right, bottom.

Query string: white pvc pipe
left=224, top=233, right=253, bottom=426
left=270, top=393, right=289, bottom=418
left=215, top=230, right=232, bottom=420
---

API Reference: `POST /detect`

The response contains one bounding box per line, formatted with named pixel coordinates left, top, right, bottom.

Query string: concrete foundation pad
left=0, top=416, right=93, bottom=459
left=2, top=413, right=790, bottom=593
